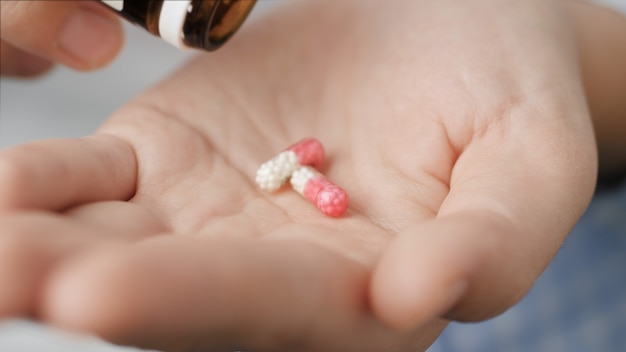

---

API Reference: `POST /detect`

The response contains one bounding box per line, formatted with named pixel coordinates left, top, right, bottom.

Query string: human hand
left=0, top=0, right=123, bottom=76
left=566, top=0, right=626, bottom=178
left=0, top=0, right=597, bottom=351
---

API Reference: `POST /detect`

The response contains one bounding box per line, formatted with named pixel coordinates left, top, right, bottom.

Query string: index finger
left=0, top=134, right=137, bottom=212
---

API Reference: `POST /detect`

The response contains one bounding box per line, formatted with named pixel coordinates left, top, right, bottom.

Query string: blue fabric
left=429, top=181, right=626, bottom=352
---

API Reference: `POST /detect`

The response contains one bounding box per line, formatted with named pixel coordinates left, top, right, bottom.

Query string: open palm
left=0, top=0, right=597, bottom=351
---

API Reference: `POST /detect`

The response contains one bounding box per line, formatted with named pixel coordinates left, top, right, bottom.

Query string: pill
left=290, top=166, right=349, bottom=217
left=255, top=138, right=325, bottom=192
left=285, top=137, right=325, bottom=168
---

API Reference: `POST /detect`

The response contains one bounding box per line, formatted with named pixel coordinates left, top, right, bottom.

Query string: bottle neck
left=159, top=0, right=192, bottom=49
left=98, top=0, right=257, bottom=51
left=99, top=0, right=162, bottom=35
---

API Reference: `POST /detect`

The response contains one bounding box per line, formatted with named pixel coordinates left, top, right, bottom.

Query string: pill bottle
left=98, top=0, right=257, bottom=51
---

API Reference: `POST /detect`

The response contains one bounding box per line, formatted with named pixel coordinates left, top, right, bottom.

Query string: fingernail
left=59, top=9, right=121, bottom=67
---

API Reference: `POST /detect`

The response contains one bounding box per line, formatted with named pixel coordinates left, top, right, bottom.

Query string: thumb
left=0, top=1, right=123, bottom=73
left=370, top=117, right=597, bottom=329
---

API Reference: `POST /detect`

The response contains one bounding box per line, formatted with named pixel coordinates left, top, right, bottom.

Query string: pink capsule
left=290, top=166, right=349, bottom=217
left=285, top=138, right=325, bottom=168
left=256, top=138, right=325, bottom=192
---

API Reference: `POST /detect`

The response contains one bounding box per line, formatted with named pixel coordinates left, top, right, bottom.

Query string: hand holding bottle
left=0, top=0, right=256, bottom=77
left=0, top=1, right=123, bottom=76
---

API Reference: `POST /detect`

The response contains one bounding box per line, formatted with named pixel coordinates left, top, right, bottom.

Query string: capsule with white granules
left=290, top=166, right=349, bottom=217
left=255, top=138, right=325, bottom=192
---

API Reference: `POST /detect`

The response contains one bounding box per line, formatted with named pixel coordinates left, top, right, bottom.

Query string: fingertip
left=370, top=231, right=468, bottom=330
left=58, top=7, right=125, bottom=70
left=41, top=246, right=142, bottom=341
left=0, top=214, right=102, bottom=318
left=372, top=211, right=542, bottom=328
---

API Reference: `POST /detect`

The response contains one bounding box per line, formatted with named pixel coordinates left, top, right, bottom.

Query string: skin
left=0, top=0, right=624, bottom=351
left=567, top=0, right=626, bottom=177
left=0, top=0, right=123, bottom=74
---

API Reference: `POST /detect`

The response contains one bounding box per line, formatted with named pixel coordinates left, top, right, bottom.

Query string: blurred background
left=1, top=1, right=624, bottom=351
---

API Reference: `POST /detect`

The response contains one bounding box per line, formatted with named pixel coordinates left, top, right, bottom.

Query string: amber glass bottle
left=98, top=0, right=257, bottom=51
